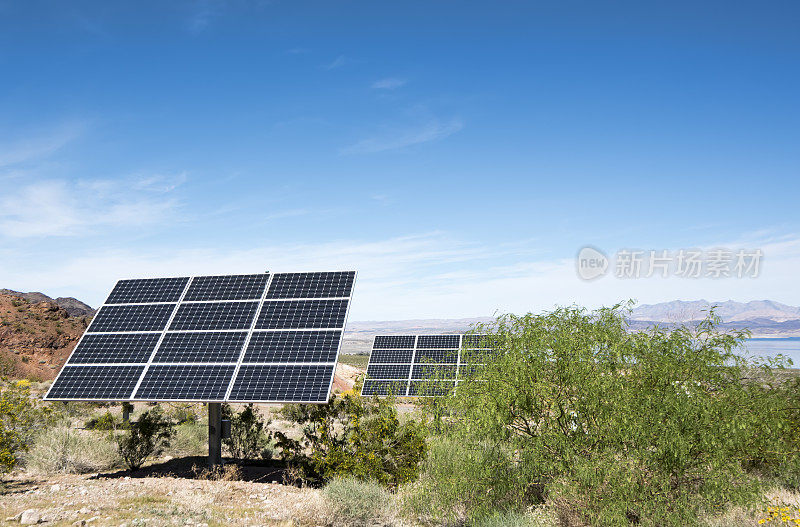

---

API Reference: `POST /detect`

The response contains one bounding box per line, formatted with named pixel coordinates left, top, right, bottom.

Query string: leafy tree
left=222, top=403, right=272, bottom=460
left=116, top=407, right=175, bottom=470
left=276, top=387, right=426, bottom=488
left=414, top=304, right=793, bottom=525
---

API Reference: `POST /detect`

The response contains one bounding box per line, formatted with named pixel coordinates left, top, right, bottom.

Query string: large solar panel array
left=45, top=271, right=356, bottom=403
left=361, top=334, right=494, bottom=397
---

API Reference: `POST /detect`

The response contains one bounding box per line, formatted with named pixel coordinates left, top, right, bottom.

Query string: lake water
left=742, top=338, right=800, bottom=367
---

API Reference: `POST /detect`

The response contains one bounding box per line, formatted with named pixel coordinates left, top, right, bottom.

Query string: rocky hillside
left=0, top=289, right=95, bottom=316
left=0, top=292, right=91, bottom=380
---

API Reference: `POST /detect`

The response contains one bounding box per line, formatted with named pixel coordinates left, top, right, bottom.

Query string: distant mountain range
left=630, top=300, right=800, bottom=323
left=341, top=300, right=800, bottom=353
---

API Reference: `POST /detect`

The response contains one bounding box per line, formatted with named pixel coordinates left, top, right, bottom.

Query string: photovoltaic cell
left=414, top=349, right=458, bottom=364
left=46, top=365, right=144, bottom=399
left=266, top=271, right=355, bottom=299
left=183, top=274, right=269, bottom=301
left=417, top=335, right=460, bottom=348
left=67, top=333, right=161, bottom=364
left=373, top=336, right=415, bottom=349
left=105, top=277, right=189, bottom=304
left=228, top=364, right=334, bottom=402
left=362, top=379, right=407, bottom=396
left=255, top=299, right=348, bottom=329
left=89, top=304, right=176, bottom=332
left=409, top=380, right=455, bottom=396
left=366, top=364, right=411, bottom=380
left=243, top=330, right=341, bottom=363
left=412, top=364, right=456, bottom=379
left=169, top=301, right=259, bottom=331
left=135, top=365, right=235, bottom=400
left=153, top=332, right=247, bottom=363
left=47, top=270, right=355, bottom=403
left=368, top=349, right=414, bottom=364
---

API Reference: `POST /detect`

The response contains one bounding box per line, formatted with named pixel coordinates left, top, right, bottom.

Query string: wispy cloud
left=0, top=123, right=84, bottom=169
left=132, top=172, right=189, bottom=193
left=0, top=176, right=184, bottom=238
left=323, top=55, right=350, bottom=70
left=371, top=78, right=407, bottom=90
left=3, top=229, right=800, bottom=320
left=187, top=0, right=221, bottom=33
left=340, top=118, right=464, bottom=154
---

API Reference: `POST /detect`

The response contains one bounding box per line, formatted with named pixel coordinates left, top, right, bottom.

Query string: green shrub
left=417, top=305, right=789, bottom=525
left=166, top=403, right=202, bottom=424
left=116, top=407, right=175, bottom=470
left=276, top=390, right=426, bottom=488
left=0, top=379, right=49, bottom=477
left=322, top=476, right=393, bottom=527
left=25, top=426, right=119, bottom=474
left=85, top=411, right=119, bottom=431
left=222, top=403, right=272, bottom=460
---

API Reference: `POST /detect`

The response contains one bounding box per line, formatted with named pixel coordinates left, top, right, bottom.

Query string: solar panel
left=154, top=332, right=248, bottom=363
left=46, top=365, right=145, bottom=400
left=366, top=363, right=411, bottom=380
left=360, top=334, right=493, bottom=397
left=184, top=274, right=269, bottom=301
left=136, top=365, right=236, bottom=400
left=66, top=333, right=161, bottom=364
left=361, top=379, right=407, bottom=396
left=169, top=301, right=260, bottom=331
left=266, top=271, right=355, bottom=299
left=105, top=277, right=189, bottom=304
left=243, top=330, right=341, bottom=363
left=89, top=304, right=175, bottom=332
left=373, top=335, right=415, bottom=349
left=228, top=364, right=334, bottom=402
left=256, top=299, right=349, bottom=329
left=46, top=271, right=356, bottom=403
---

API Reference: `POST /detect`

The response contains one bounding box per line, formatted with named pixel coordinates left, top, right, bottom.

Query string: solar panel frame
left=45, top=270, right=356, bottom=403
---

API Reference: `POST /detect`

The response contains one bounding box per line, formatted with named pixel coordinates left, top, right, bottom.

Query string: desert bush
left=166, top=403, right=202, bottom=424
left=0, top=379, right=50, bottom=477
left=276, top=388, right=426, bottom=488
left=322, top=476, right=393, bottom=527
left=415, top=305, right=793, bottom=526
left=25, top=426, right=119, bottom=474
left=736, top=372, right=800, bottom=490
left=116, top=407, right=175, bottom=470
left=169, top=421, right=207, bottom=457
left=222, top=403, right=272, bottom=460
left=85, top=410, right=120, bottom=431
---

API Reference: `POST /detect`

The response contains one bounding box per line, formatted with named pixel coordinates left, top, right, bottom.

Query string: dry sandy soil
left=2, top=469, right=328, bottom=527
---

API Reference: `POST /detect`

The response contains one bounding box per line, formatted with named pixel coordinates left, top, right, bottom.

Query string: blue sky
left=1, top=1, right=799, bottom=319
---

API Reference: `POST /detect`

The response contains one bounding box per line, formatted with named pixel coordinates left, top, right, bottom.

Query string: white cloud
left=3, top=231, right=797, bottom=320
left=0, top=176, right=183, bottom=238
left=323, top=55, right=349, bottom=70
left=0, top=123, right=84, bottom=169
left=341, top=118, right=464, bottom=154
left=371, top=78, right=407, bottom=90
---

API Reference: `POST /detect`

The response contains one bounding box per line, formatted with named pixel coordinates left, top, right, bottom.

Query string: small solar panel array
left=45, top=272, right=356, bottom=403
left=361, top=334, right=494, bottom=397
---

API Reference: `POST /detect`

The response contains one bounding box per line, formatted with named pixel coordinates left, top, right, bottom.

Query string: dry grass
left=23, top=426, right=120, bottom=475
